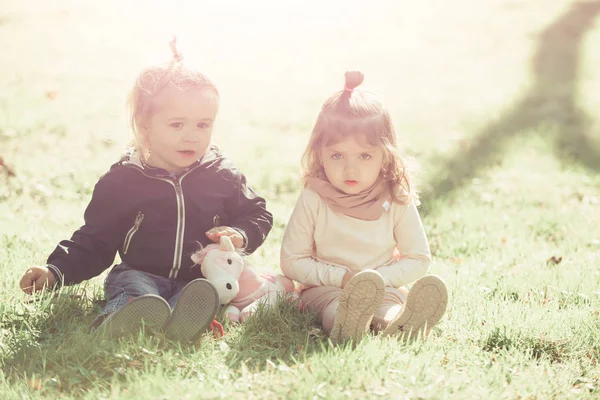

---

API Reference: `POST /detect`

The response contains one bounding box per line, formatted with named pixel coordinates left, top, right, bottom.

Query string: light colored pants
left=300, top=285, right=408, bottom=334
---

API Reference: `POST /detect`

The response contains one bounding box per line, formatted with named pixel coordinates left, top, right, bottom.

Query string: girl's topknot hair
left=344, top=70, right=364, bottom=91
left=301, top=69, right=419, bottom=205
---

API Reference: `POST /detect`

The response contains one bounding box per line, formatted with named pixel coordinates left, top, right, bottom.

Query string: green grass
left=2, top=0, right=600, bottom=398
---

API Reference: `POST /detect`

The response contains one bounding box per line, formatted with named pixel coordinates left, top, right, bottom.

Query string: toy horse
left=191, top=236, right=298, bottom=323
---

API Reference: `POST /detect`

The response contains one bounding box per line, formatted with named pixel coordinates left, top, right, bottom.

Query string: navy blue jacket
left=47, top=146, right=273, bottom=285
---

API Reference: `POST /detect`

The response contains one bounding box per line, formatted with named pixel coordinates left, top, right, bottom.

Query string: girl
left=281, top=71, right=447, bottom=342
left=19, top=39, right=273, bottom=342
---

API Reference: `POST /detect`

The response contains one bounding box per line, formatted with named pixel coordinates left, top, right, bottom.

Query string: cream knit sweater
left=280, top=188, right=431, bottom=288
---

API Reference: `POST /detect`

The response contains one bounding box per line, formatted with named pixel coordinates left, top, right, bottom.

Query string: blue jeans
left=101, top=263, right=191, bottom=316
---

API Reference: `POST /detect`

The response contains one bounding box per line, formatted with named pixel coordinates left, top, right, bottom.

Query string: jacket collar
left=118, top=145, right=222, bottom=178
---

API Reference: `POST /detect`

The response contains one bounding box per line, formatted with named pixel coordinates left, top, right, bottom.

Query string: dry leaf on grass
left=0, top=157, right=16, bottom=177
left=546, top=255, right=563, bottom=265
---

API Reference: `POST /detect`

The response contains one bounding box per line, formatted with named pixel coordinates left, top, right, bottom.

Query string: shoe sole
left=330, top=270, right=385, bottom=342
left=163, top=279, right=219, bottom=342
left=382, top=275, right=448, bottom=339
left=100, top=294, right=171, bottom=337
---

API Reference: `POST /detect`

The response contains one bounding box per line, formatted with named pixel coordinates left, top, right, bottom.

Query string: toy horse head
left=190, top=236, right=244, bottom=304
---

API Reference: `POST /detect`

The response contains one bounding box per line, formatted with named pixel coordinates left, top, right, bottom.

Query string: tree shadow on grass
left=420, top=0, right=600, bottom=217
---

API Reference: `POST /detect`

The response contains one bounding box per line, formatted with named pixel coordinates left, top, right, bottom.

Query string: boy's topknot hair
left=169, top=36, right=184, bottom=63
left=127, top=37, right=219, bottom=159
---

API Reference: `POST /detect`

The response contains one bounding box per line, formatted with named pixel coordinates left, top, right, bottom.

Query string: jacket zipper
left=127, top=164, right=201, bottom=279
left=123, top=211, right=144, bottom=254
left=168, top=177, right=186, bottom=279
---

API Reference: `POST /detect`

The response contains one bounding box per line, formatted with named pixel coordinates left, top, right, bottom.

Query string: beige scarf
left=307, top=176, right=392, bottom=220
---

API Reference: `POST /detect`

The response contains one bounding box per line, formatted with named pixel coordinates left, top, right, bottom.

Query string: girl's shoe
left=163, top=279, right=219, bottom=342
left=98, top=294, right=171, bottom=337
left=330, top=270, right=385, bottom=342
left=382, top=275, right=448, bottom=339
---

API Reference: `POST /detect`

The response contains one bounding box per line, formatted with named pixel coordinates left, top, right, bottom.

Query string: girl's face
left=142, top=87, right=218, bottom=174
left=320, top=135, right=384, bottom=194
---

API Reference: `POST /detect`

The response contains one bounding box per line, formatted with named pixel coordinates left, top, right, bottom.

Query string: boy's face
left=320, top=135, right=384, bottom=194
left=142, top=87, right=218, bottom=174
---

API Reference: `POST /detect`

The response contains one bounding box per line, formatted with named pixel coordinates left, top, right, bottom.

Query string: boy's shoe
left=330, top=270, right=385, bottom=342
left=382, top=275, right=448, bottom=340
left=98, top=294, right=171, bottom=337
left=163, top=279, right=219, bottom=342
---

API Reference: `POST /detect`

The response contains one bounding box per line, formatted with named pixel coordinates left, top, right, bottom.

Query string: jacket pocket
left=123, top=211, right=144, bottom=255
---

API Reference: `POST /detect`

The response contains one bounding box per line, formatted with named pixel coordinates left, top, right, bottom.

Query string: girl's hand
left=341, top=270, right=359, bottom=288
left=205, top=226, right=244, bottom=249
left=20, top=266, right=55, bottom=294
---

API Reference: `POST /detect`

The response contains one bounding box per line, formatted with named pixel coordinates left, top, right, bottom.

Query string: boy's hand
left=20, top=266, right=55, bottom=294
left=205, top=226, right=244, bottom=249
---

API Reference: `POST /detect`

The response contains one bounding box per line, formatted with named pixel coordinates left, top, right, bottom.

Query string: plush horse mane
left=190, top=239, right=245, bottom=265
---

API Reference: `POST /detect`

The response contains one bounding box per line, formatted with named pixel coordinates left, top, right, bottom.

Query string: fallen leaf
left=309, top=328, right=322, bottom=337
left=128, top=360, right=143, bottom=368
left=0, top=157, right=16, bottom=177
left=29, top=378, right=43, bottom=391
left=546, top=256, right=562, bottom=265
